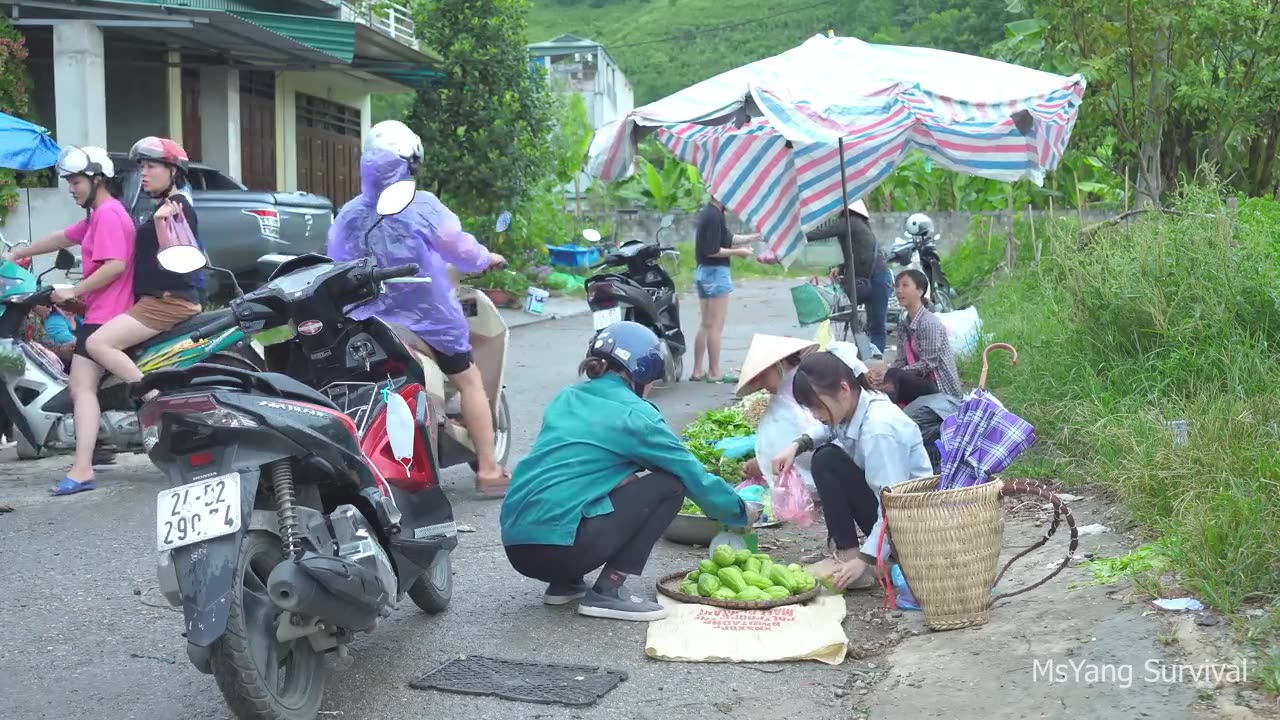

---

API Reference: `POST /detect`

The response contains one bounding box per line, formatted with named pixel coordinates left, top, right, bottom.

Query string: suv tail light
left=242, top=208, right=281, bottom=240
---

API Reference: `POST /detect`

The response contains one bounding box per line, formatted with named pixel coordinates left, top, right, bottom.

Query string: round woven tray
left=655, top=570, right=820, bottom=610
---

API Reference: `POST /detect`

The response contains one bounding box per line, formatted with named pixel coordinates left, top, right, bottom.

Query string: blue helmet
left=589, top=321, right=665, bottom=392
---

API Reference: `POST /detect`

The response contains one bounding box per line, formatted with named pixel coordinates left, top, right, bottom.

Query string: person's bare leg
left=690, top=297, right=711, bottom=380
left=85, top=314, right=157, bottom=385
left=450, top=364, right=506, bottom=494
left=705, top=295, right=730, bottom=380
left=67, top=356, right=105, bottom=483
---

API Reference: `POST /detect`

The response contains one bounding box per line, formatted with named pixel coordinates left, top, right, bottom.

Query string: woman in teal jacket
left=501, top=321, right=757, bottom=622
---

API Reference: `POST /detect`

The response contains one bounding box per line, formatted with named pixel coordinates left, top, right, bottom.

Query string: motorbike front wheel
left=211, top=530, right=326, bottom=720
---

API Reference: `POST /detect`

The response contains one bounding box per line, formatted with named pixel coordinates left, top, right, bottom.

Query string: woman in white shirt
left=772, top=343, right=933, bottom=590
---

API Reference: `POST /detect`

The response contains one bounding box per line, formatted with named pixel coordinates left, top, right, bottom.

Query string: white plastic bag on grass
left=935, top=306, right=982, bottom=358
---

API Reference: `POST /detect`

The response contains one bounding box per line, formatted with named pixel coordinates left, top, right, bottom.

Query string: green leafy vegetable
left=677, top=407, right=755, bottom=516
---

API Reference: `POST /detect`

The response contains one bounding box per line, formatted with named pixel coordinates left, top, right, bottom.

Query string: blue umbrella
left=0, top=112, right=61, bottom=171
left=937, top=343, right=1036, bottom=490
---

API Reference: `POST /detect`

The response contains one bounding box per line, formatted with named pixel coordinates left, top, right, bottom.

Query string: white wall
left=0, top=189, right=86, bottom=274
left=274, top=71, right=372, bottom=192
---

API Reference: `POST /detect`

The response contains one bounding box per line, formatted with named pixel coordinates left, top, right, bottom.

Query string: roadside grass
left=950, top=182, right=1280, bottom=667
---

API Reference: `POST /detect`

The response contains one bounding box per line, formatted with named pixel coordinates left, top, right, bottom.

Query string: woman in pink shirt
left=3, top=146, right=136, bottom=496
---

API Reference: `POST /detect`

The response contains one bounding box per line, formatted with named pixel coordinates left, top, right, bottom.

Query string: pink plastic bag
left=773, top=467, right=818, bottom=528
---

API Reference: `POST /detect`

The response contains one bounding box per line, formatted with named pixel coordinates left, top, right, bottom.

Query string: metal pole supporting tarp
left=836, top=137, right=875, bottom=359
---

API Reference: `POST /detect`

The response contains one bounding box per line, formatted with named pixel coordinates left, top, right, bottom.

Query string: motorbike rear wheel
left=211, top=530, right=326, bottom=720
left=406, top=548, right=453, bottom=614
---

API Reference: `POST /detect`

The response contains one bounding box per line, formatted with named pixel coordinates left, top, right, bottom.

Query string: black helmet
left=588, top=321, right=665, bottom=394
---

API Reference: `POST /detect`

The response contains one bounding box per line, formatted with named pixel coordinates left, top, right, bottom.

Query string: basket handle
left=988, top=479, right=1079, bottom=606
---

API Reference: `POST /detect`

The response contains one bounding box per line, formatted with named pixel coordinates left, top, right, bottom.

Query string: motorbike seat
left=254, top=372, right=342, bottom=412
left=133, top=309, right=235, bottom=352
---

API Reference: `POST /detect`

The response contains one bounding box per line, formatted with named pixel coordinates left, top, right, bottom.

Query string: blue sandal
left=50, top=477, right=95, bottom=496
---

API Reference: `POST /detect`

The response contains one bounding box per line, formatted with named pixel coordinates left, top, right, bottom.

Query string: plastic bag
left=157, top=212, right=208, bottom=274
left=734, top=477, right=772, bottom=522
left=713, top=435, right=756, bottom=460
left=773, top=467, right=817, bottom=528
left=890, top=563, right=920, bottom=611
left=755, top=394, right=819, bottom=492
left=934, top=305, right=982, bottom=358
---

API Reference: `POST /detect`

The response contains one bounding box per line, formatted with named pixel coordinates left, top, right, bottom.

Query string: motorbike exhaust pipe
left=267, top=553, right=384, bottom=632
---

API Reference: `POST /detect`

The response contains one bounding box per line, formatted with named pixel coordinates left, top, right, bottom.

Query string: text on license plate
left=592, top=307, right=623, bottom=331
left=156, top=473, right=243, bottom=551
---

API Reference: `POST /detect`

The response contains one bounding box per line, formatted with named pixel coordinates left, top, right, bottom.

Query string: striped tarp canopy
left=587, top=34, right=1086, bottom=266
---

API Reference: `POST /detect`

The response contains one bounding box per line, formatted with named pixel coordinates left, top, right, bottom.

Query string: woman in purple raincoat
left=328, top=120, right=510, bottom=495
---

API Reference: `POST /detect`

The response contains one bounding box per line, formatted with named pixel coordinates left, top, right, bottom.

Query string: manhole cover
left=410, top=655, right=628, bottom=707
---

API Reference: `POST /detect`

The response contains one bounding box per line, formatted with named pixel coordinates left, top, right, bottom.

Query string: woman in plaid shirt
left=871, top=269, right=963, bottom=402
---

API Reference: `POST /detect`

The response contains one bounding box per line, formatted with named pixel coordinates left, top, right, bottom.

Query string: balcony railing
left=341, top=1, right=419, bottom=50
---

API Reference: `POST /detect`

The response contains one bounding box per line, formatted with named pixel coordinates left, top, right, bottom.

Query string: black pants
left=812, top=445, right=880, bottom=552
left=506, top=471, right=685, bottom=583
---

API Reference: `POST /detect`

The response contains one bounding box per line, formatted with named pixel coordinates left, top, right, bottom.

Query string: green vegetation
left=526, top=0, right=1015, bottom=106
left=949, top=183, right=1279, bottom=660
left=407, top=0, right=557, bottom=265
left=0, top=17, right=40, bottom=222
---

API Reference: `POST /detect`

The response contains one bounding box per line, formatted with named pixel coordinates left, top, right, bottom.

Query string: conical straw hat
left=736, top=334, right=820, bottom=397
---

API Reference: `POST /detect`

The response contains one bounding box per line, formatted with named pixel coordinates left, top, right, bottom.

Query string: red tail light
left=140, top=393, right=260, bottom=452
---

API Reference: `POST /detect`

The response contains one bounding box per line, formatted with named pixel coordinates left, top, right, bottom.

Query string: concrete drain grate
left=410, top=655, right=628, bottom=707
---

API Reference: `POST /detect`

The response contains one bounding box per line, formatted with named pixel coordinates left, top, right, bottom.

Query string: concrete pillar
left=359, top=92, right=371, bottom=147
left=199, top=67, right=242, bottom=181
left=52, top=21, right=107, bottom=147
left=167, top=51, right=182, bottom=140
left=275, top=73, right=290, bottom=191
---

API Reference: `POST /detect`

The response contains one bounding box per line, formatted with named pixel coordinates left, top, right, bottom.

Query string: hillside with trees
left=525, top=0, right=1020, bottom=105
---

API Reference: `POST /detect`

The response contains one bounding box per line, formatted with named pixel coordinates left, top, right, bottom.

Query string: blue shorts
left=694, top=264, right=733, bottom=299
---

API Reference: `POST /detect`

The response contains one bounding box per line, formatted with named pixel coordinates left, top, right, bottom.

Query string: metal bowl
left=662, top=513, right=720, bottom=546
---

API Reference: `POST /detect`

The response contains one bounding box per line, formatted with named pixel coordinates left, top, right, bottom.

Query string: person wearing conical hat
left=735, top=334, right=824, bottom=491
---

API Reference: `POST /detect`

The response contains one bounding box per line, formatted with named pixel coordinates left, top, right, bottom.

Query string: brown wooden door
left=295, top=93, right=361, bottom=207
left=239, top=71, right=277, bottom=191
left=181, top=69, right=202, bottom=161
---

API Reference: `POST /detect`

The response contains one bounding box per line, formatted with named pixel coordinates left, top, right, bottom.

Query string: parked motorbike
left=888, top=212, right=956, bottom=315
left=582, top=213, right=684, bottom=383
left=0, top=237, right=263, bottom=460
left=141, top=180, right=508, bottom=720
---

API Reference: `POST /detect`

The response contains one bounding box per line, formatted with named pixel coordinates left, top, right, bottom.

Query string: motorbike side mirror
left=54, top=249, right=76, bottom=271
left=582, top=228, right=602, bottom=243
left=495, top=211, right=512, bottom=233
left=376, top=180, right=416, bottom=217
left=659, top=214, right=675, bottom=229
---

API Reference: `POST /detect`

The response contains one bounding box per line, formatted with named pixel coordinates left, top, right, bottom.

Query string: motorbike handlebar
left=371, top=263, right=419, bottom=283
left=190, top=313, right=240, bottom=342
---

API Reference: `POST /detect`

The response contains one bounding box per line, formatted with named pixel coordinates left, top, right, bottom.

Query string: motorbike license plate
left=592, top=307, right=623, bottom=330
left=156, top=473, right=242, bottom=552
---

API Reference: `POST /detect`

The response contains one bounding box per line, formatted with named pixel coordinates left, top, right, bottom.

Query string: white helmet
left=905, top=212, right=934, bottom=237
left=56, top=145, right=115, bottom=180
left=366, top=120, right=423, bottom=168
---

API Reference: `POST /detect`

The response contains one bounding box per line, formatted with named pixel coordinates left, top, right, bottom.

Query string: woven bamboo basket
left=882, top=476, right=1004, bottom=630
left=881, top=476, right=1079, bottom=631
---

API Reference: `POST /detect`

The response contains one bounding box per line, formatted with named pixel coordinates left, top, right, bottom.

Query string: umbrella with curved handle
left=938, top=342, right=1036, bottom=491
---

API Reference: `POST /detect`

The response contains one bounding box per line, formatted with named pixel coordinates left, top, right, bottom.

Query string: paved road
left=2, top=279, right=872, bottom=720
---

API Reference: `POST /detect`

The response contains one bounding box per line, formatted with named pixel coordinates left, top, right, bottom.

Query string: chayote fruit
left=698, top=573, right=723, bottom=596
left=712, top=544, right=738, bottom=568
left=717, top=566, right=748, bottom=594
